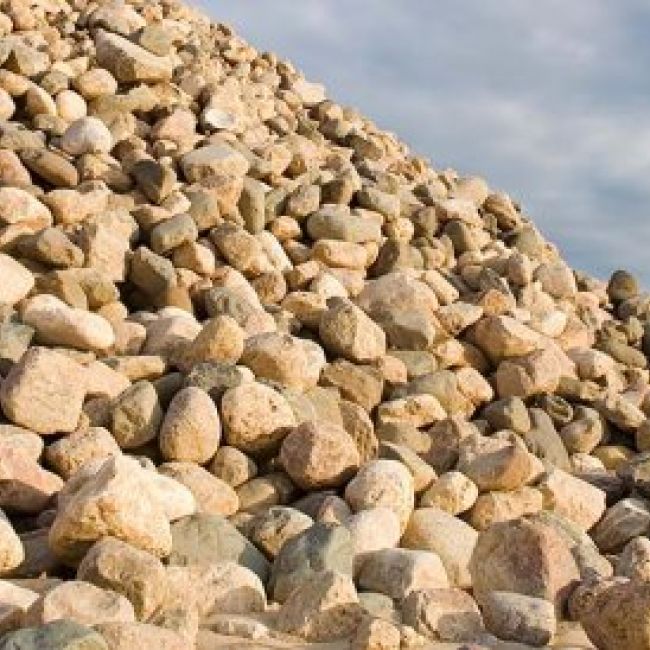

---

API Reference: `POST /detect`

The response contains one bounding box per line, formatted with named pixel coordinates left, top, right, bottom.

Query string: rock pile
left=0, top=0, right=647, bottom=648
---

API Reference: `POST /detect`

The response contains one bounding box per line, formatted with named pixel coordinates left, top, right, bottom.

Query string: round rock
left=344, top=459, right=415, bottom=531
left=60, top=117, right=113, bottom=155
left=221, top=382, right=296, bottom=456
left=280, top=421, right=360, bottom=490
left=159, top=387, right=221, bottom=464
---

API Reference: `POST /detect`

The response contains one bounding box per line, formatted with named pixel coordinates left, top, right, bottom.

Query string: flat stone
left=0, top=620, right=108, bottom=650
left=591, top=498, right=650, bottom=553
left=23, top=580, right=135, bottom=627
left=19, top=149, right=78, bottom=188
left=94, top=622, right=185, bottom=650
left=481, top=590, right=556, bottom=646
left=95, top=29, right=173, bottom=83
left=357, top=548, right=448, bottom=600
left=306, top=206, right=381, bottom=243
left=181, top=144, right=249, bottom=182
left=401, top=588, right=484, bottom=643
left=21, top=294, right=115, bottom=352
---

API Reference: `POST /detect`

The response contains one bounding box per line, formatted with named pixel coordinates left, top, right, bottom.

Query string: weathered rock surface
left=0, top=0, right=645, bottom=646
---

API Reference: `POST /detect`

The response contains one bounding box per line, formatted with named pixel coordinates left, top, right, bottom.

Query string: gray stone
left=481, top=591, right=556, bottom=646
left=521, top=408, right=571, bottom=471
left=269, top=522, right=354, bottom=602
left=169, top=513, right=270, bottom=583
left=591, top=498, right=650, bottom=553
left=0, top=620, right=108, bottom=649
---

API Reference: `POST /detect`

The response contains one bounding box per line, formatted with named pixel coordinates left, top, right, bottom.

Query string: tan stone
left=402, top=508, right=478, bottom=588
left=49, top=456, right=175, bottom=564
left=0, top=254, right=33, bottom=306
left=419, top=471, right=478, bottom=515
left=182, top=144, right=249, bottom=183
left=0, top=509, right=23, bottom=576
left=22, top=294, right=115, bottom=352
left=24, top=580, right=135, bottom=627
left=177, top=316, right=244, bottom=372
left=95, top=29, right=173, bottom=83
left=0, top=440, right=63, bottom=513
left=209, top=446, right=257, bottom=488
left=350, top=617, right=401, bottom=650
left=345, top=460, right=415, bottom=532
left=45, top=427, right=121, bottom=479
left=0, top=187, right=52, bottom=228
left=457, top=433, right=533, bottom=492
left=470, top=517, right=580, bottom=612
left=319, top=299, right=386, bottom=363
left=159, top=462, right=238, bottom=517
left=346, top=508, right=401, bottom=571
left=241, top=332, right=326, bottom=391
left=159, top=387, right=221, bottom=464
left=95, top=622, right=186, bottom=650
left=221, top=382, right=296, bottom=455
left=358, top=548, right=448, bottom=600
left=0, top=348, right=86, bottom=435
left=401, top=587, right=484, bottom=643
left=77, top=537, right=167, bottom=620
left=537, top=467, right=606, bottom=531
left=495, top=347, right=563, bottom=398
left=470, top=315, right=540, bottom=362
left=376, top=395, right=446, bottom=429
left=468, top=486, right=544, bottom=530
left=276, top=570, right=363, bottom=642
left=280, top=421, right=360, bottom=490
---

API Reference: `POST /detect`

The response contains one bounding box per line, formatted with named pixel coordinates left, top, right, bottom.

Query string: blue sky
left=195, top=1, right=650, bottom=286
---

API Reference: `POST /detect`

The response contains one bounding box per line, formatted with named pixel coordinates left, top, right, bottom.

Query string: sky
left=194, top=1, right=650, bottom=286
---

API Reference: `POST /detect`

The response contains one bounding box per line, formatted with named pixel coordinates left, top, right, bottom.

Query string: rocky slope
left=0, top=0, right=648, bottom=648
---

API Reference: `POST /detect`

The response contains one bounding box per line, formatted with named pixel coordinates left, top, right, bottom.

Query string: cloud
left=193, top=0, right=650, bottom=284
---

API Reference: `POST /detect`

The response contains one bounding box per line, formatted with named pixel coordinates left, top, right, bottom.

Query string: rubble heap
left=0, top=1, right=647, bottom=648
